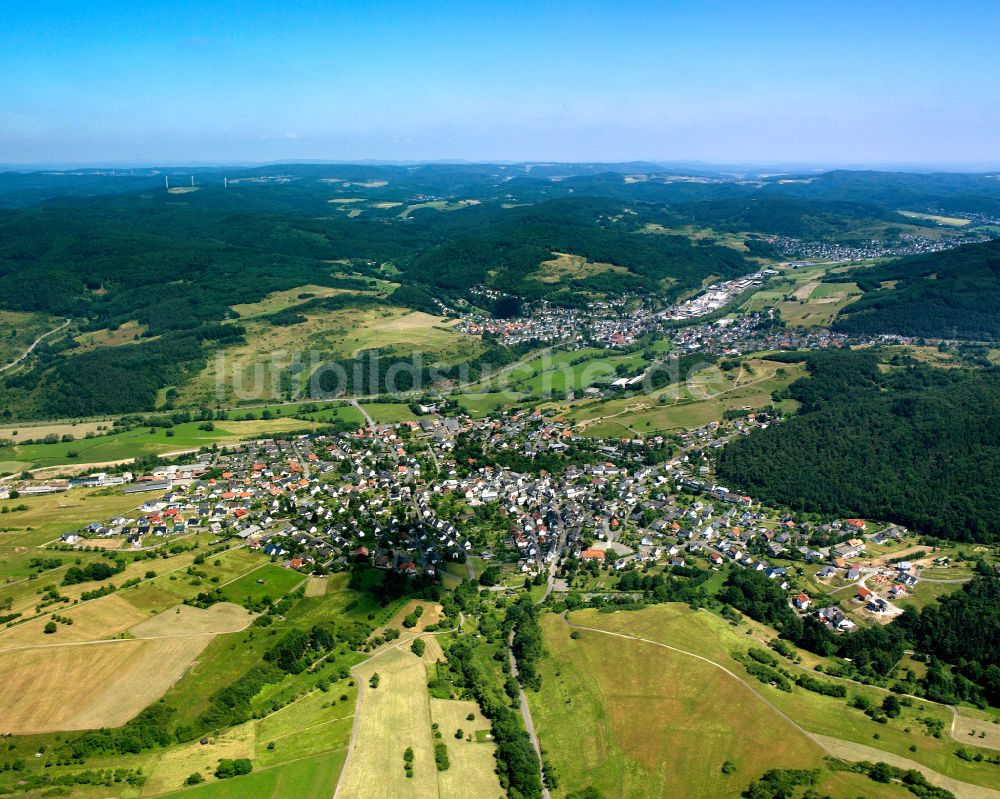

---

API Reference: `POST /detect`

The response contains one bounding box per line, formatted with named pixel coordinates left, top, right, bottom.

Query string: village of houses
left=1, top=405, right=962, bottom=638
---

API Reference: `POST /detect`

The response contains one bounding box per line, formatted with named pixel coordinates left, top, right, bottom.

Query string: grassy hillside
left=564, top=605, right=1000, bottom=796
left=530, top=613, right=825, bottom=798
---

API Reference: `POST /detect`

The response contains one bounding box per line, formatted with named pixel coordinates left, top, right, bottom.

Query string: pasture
left=0, top=487, right=144, bottom=550
left=817, top=736, right=1000, bottom=799
left=398, top=199, right=479, bottom=218
left=157, top=753, right=346, bottom=799
left=472, top=347, right=646, bottom=397
left=0, top=419, right=317, bottom=471
left=530, top=613, right=824, bottom=798
left=293, top=402, right=415, bottom=426
left=569, top=605, right=1000, bottom=793
left=0, top=310, right=61, bottom=366
left=256, top=682, right=355, bottom=767
left=567, top=357, right=806, bottom=436
left=739, top=262, right=865, bottom=327
left=161, top=571, right=365, bottom=729
left=219, top=563, right=306, bottom=605
left=230, top=285, right=355, bottom=318
left=73, top=320, right=149, bottom=350
left=142, top=721, right=256, bottom=795
left=532, top=252, right=630, bottom=284
left=179, top=305, right=475, bottom=405
left=381, top=599, right=444, bottom=635
left=454, top=391, right=527, bottom=418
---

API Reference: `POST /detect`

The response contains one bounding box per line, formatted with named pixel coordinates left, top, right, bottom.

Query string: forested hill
left=829, top=239, right=1000, bottom=341
left=716, top=350, right=1000, bottom=542
left=662, top=196, right=909, bottom=239
left=0, top=164, right=994, bottom=419
left=400, top=198, right=751, bottom=304
left=0, top=182, right=760, bottom=419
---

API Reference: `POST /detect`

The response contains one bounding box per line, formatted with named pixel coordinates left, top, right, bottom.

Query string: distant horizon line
left=2, top=158, right=1000, bottom=175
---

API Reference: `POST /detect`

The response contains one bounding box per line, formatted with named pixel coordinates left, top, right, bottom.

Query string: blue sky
left=1, top=0, right=997, bottom=166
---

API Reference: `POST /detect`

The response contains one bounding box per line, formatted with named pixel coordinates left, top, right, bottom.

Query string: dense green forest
left=0, top=177, right=759, bottom=418
left=831, top=240, right=1000, bottom=340
left=0, top=324, right=245, bottom=417
left=663, top=196, right=910, bottom=239
left=717, top=350, right=1000, bottom=542
left=0, top=163, right=995, bottom=418
left=401, top=197, right=751, bottom=304
left=759, top=169, right=1000, bottom=216
left=897, top=570, right=1000, bottom=706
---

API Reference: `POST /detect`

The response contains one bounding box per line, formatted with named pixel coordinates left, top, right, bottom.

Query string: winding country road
left=505, top=549, right=563, bottom=799
left=0, top=319, right=70, bottom=373
left=507, top=629, right=551, bottom=799
left=350, top=399, right=376, bottom=434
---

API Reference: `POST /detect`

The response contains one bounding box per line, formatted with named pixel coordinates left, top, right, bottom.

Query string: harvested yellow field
left=0, top=636, right=210, bottom=733
left=382, top=600, right=444, bottom=634
left=792, top=281, right=819, bottom=300
left=952, top=709, right=1000, bottom=751
left=0, top=592, right=148, bottom=651
left=338, top=647, right=437, bottom=799
left=417, top=634, right=444, bottom=665
left=128, top=602, right=254, bottom=637
left=430, top=698, right=502, bottom=799
left=898, top=210, right=972, bottom=227
left=304, top=576, right=328, bottom=597
left=0, top=420, right=108, bottom=443
left=142, top=721, right=256, bottom=795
